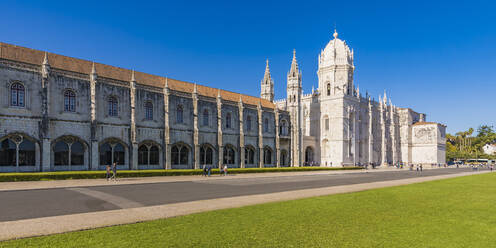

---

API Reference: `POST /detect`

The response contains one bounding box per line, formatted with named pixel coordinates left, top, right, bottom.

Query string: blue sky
left=3, top=0, right=495, bottom=134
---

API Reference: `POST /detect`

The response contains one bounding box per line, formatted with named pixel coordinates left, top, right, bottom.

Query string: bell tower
left=287, top=50, right=303, bottom=167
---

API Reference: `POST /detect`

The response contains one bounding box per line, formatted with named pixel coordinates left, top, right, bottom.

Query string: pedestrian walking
left=106, top=164, right=111, bottom=181
left=203, top=164, right=207, bottom=177
left=491, top=165, right=493, bottom=172
left=111, top=162, right=117, bottom=181
left=220, top=165, right=224, bottom=176
left=420, top=164, right=423, bottom=172
left=207, top=165, right=211, bottom=177
left=224, top=165, right=228, bottom=176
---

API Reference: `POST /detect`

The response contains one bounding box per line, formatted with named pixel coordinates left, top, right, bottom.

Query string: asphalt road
left=0, top=168, right=483, bottom=222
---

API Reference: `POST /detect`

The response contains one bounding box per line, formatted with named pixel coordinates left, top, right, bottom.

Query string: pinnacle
left=91, top=62, right=96, bottom=74
left=289, top=50, right=299, bottom=77
left=42, top=52, right=49, bottom=65
left=131, top=70, right=136, bottom=82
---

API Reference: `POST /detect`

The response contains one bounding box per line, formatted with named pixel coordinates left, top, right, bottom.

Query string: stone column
left=238, top=96, right=245, bottom=168
left=217, top=90, right=223, bottom=169
left=368, top=98, right=373, bottom=166
left=129, top=71, right=138, bottom=170
left=163, top=79, right=171, bottom=169
left=257, top=101, right=264, bottom=168
left=89, top=63, right=99, bottom=170
left=390, top=105, right=397, bottom=165
left=274, top=108, right=280, bottom=167
left=380, top=101, right=386, bottom=166
left=192, top=84, right=200, bottom=169
left=40, top=52, right=51, bottom=172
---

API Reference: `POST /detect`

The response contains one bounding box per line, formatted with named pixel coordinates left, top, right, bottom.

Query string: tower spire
left=260, top=59, right=274, bottom=102
left=289, top=49, right=300, bottom=77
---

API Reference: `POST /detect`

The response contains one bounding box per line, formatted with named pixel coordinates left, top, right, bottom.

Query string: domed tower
left=317, top=29, right=356, bottom=167
left=317, top=29, right=354, bottom=98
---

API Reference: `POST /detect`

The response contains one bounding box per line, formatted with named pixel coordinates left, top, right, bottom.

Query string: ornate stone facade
left=0, top=42, right=290, bottom=172
left=270, top=30, right=446, bottom=167
left=0, top=30, right=446, bottom=172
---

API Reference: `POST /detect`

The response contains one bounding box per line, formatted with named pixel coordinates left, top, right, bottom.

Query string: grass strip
left=1, top=172, right=494, bottom=247
left=0, top=166, right=361, bottom=182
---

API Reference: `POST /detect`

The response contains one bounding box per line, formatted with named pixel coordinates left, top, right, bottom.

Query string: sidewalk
left=0, top=166, right=447, bottom=192
left=0, top=170, right=488, bottom=241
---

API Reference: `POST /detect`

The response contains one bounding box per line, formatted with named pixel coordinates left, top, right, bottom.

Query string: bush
left=0, top=167, right=362, bottom=182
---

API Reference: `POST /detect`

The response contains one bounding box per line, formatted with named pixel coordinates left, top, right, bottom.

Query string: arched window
left=244, top=147, right=255, bottom=165
left=171, top=144, right=189, bottom=165
left=176, top=105, right=184, bottom=124
left=225, top=113, right=232, bottom=129
left=18, top=139, right=35, bottom=166
left=223, top=146, right=235, bottom=164
left=264, top=118, right=269, bottom=133
left=99, top=141, right=125, bottom=166
left=54, top=141, right=69, bottom=166
left=279, top=120, right=288, bottom=136
left=10, top=83, right=25, bottom=107
left=64, top=90, right=76, bottom=112
left=113, top=143, right=125, bottom=165
left=327, top=83, right=331, bottom=96
left=293, top=95, right=296, bottom=102
left=264, top=147, right=272, bottom=164
left=149, top=146, right=159, bottom=165
left=203, top=109, right=209, bottom=126
left=280, top=150, right=288, bottom=166
left=138, top=145, right=148, bottom=165
left=0, top=137, right=35, bottom=167
left=325, top=117, right=330, bottom=131
left=71, top=141, right=84, bottom=165
left=246, top=116, right=252, bottom=131
left=200, top=145, right=214, bottom=165
left=145, top=101, right=153, bottom=120
left=108, top=96, right=118, bottom=116
left=0, top=139, right=16, bottom=166
left=138, top=144, right=160, bottom=166
left=100, top=143, right=112, bottom=166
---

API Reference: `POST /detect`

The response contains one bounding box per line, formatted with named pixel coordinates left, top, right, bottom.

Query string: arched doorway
left=305, top=146, right=314, bottom=165
left=280, top=149, right=288, bottom=167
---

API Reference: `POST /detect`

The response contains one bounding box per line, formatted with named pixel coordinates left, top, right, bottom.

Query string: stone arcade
left=0, top=30, right=445, bottom=172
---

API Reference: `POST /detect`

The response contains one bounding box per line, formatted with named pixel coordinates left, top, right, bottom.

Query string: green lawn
left=2, top=173, right=496, bottom=248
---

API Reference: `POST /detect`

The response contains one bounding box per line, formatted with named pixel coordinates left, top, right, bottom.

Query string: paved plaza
left=0, top=167, right=489, bottom=240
